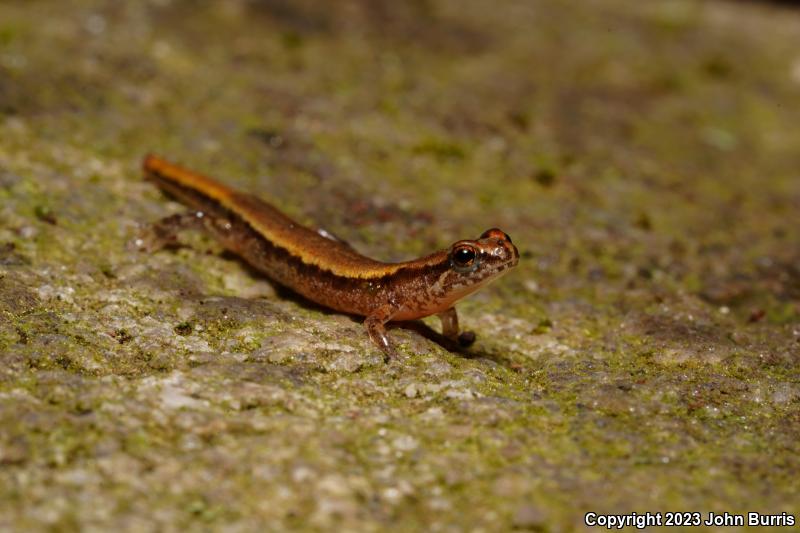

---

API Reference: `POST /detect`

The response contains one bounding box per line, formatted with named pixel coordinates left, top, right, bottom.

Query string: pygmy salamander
left=141, top=155, right=519, bottom=359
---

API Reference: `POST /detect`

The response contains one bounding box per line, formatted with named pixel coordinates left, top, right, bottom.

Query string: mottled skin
left=141, top=155, right=519, bottom=358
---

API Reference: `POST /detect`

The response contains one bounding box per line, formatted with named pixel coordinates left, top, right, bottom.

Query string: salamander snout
left=478, top=228, right=519, bottom=267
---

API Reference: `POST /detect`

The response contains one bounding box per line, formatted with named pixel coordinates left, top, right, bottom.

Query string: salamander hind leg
left=133, top=211, right=207, bottom=252
left=437, top=307, right=476, bottom=347
left=364, top=303, right=401, bottom=362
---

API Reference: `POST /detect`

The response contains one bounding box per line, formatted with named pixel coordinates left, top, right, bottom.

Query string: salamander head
left=439, top=228, right=519, bottom=301
left=387, top=228, right=520, bottom=321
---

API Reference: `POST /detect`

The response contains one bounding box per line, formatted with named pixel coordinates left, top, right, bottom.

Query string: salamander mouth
left=492, top=258, right=517, bottom=276
left=432, top=252, right=519, bottom=308
left=493, top=244, right=520, bottom=272
left=470, top=255, right=517, bottom=285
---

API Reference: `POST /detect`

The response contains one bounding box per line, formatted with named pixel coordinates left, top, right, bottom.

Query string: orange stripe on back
left=142, top=155, right=442, bottom=279
left=143, top=154, right=234, bottom=206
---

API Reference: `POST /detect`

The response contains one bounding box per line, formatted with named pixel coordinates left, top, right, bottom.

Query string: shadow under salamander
left=223, top=250, right=505, bottom=363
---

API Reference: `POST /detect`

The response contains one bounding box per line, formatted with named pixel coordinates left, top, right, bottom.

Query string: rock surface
left=0, top=0, right=798, bottom=530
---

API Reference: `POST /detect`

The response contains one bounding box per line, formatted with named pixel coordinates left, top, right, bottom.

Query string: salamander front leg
left=437, top=307, right=476, bottom=347
left=365, top=304, right=400, bottom=362
left=134, top=211, right=208, bottom=252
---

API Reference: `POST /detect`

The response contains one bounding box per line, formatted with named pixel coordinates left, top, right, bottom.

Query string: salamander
left=141, top=155, right=519, bottom=359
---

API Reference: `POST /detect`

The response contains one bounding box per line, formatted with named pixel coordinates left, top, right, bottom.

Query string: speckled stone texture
left=0, top=0, right=798, bottom=531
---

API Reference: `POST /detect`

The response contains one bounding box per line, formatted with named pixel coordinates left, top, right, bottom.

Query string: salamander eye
left=451, top=245, right=479, bottom=273
left=480, top=228, right=512, bottom=243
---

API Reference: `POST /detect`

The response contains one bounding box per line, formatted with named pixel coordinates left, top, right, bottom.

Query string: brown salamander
left=141, top=155, right=519, bottom=359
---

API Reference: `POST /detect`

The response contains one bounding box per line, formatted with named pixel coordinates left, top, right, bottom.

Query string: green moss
left=411, top=139, right=466, bottom=161
left=766, top=302, right=798, bottom=325
left=0, top=0, right=798, bottom=530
